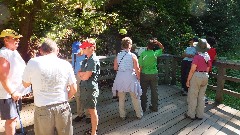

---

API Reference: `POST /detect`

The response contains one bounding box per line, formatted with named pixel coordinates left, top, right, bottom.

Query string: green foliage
left=1, top=0, right=240, bottom=109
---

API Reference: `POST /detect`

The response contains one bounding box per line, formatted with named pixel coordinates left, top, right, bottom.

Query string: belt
left=36, top=101, right=68, bottom=108
left=196, top=71, right=207, bottom=72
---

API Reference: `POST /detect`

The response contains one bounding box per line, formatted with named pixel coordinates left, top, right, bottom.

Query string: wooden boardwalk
left=1, top=85, right=240, bottom=135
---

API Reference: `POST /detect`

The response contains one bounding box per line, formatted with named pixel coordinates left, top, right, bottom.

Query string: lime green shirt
left=139, top=49, right=163, bottom=74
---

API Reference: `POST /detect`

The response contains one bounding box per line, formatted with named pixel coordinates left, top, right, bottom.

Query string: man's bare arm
left=0, top=57, right=21, bottom=101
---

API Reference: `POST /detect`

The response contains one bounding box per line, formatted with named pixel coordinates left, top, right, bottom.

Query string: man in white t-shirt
left=0, top=29, right=25, bottom=135
left=22, top=38, right=77, bottom=135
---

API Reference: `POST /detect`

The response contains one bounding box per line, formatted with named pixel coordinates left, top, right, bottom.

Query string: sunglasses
left=82, top=46, right=94, bottom=50
left=6, top=36, right=20, bottom=41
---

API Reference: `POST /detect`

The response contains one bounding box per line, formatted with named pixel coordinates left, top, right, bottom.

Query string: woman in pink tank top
left=185, top=39, right=211, bottom=120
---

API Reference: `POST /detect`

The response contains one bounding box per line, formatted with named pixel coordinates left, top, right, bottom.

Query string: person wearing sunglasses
left=78, top=38, right=100, bottom=135
left=0, top=29, right=25, bottom=135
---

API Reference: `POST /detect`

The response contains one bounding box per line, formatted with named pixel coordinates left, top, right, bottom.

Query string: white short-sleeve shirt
left=0, top=47, right=26, bottom=99
left=22, top=54, right=76, bottom=107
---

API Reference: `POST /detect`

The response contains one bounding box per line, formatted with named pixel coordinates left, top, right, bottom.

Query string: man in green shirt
left=139, top=39, right=164, bottom=112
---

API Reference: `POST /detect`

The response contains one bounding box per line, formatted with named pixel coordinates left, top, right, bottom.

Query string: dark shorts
left=80, top=88, right=98, bottom=109
left=0, top=98, right=22, bottom=120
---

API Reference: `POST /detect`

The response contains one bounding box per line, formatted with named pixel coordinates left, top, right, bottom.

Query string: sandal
left=84, top=129, right=98, bottom=135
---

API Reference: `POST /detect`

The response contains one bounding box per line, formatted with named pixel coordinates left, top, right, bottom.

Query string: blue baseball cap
left=72, top=41, right=81, bottom=54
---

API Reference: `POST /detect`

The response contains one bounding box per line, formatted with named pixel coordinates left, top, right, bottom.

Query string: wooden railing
left=156, top=55, right=240, bottom=104
left=98, top=55, right=115, bottom=81
left=66, top=55, right=116, bottom=81
left=71, top=55, right=240, bottom=104
left=208, top=61, right=240, bottom=103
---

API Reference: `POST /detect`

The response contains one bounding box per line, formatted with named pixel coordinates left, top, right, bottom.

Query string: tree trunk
left=18, top=0, right=42, bottom=62
left=18, top=12, right=34, bottom=62
left=104, top=0, right=125, bottom=10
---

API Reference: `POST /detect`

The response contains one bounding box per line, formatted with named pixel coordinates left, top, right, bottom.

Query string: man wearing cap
left=71, top=41, right=91, bottom=123
left=78, top=38, right=100, bottom=135
left=22, top=38, right=77, bottom=135
left=0, top=29, right=25, bottom=135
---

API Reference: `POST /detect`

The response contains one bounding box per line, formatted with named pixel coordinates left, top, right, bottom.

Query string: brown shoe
left=74, top=115, right=86, bottom=122
left=184, top=113, right=196, bottom=120
left=196, top=117, right=203, bottom=120
left=85, top=118, right=91, bottom=124
left=84, top=129, right=98, bottom=135
left=149, top=106, right=158, bottom=112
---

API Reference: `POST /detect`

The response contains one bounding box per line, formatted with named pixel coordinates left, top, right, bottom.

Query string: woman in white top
left=112, top=37, right=143, bottom=120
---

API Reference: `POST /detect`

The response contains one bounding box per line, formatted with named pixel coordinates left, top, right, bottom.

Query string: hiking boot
left=196, top=117, right=203, bottom=120
left=74, top=115, right=86, bottom=122
left=184, top=113, right=196, bottom=120
left=84, top=129, right=98, bottom=135
left=149, top=106, right=158, bottom=112
left=86, top=118, right=91, bottom=124
left=120, top=117, right=126, bottom=120
left=142, top=107, right=146, bottom=112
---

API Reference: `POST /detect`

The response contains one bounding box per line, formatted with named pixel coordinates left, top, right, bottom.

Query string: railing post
left=215, top=65, right=226, bottom=103
left=171, top=56, right=177, bottom=85
left=164, top=57, right=171, bottom=84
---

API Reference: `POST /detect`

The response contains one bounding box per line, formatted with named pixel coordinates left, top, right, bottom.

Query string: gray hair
left=40, top=38, right=58, bottom=54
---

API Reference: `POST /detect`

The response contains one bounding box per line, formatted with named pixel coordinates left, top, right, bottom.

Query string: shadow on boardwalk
left=1, top=85, right=240, bottom=135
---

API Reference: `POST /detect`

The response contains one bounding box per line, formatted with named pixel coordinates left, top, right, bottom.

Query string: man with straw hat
left=0, top=29, right=25, bottom=135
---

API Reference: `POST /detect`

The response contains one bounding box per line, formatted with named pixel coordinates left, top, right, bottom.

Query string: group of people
left=0, top=29, right=99, bottom=135
left=112, top=34, right=217, bottom=122
left=0, top=27, right=217, bottom=135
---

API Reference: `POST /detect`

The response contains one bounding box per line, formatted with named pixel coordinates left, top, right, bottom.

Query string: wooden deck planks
left=95, top=85, right=182, bottom=135
left=1, top=85, right=240, bottom=135
left=201, top=105, right=239, bottom=135
left=215, top=107, right=240, bottom=135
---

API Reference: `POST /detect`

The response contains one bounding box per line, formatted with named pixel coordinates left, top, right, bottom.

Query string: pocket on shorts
left=60, top=104, right=70, bottom=114
left=59, top=104, right=72, bottom=122
left=34, top=107, right=51, bottom=122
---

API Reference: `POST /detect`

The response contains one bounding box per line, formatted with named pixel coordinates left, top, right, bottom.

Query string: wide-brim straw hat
left=0, top=29, right=22, bottom=38
left=195, top=39, right=210, bottom=53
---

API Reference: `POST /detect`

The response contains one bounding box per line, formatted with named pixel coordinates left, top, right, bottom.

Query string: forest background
left=0, top=0, right=239, bottom=109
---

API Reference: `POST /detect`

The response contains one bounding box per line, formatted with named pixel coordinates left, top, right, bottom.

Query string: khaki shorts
left=34, top=101, right=73, bottom=135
